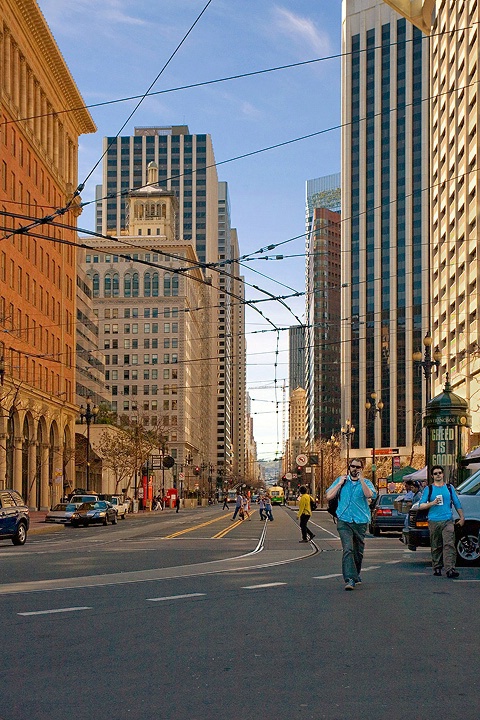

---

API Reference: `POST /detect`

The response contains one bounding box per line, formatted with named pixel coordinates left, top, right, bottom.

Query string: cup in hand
left=436, top=495, right=443, bottom=505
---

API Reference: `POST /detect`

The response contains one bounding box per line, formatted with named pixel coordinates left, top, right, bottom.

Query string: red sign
left=371, top=448, right=400, bottom=456
left=392, top=456, right=401, bottom=469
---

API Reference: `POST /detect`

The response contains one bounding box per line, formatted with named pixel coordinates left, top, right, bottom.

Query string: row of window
left=105, top=354, right=178, bottom=365
left=105, top=339, right=178, bottom=350
left=104, top=323, right=178, bottom=334
left=102, top=307, right=179, bottom=319
left=89, top=272, right=179, bottom=298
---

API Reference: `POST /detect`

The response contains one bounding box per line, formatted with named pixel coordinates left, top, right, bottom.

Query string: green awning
left=384, top=466, right=417, bottom=483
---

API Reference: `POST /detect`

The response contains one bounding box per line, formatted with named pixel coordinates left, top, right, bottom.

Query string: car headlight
left=72, top=513, right=79, bottom=519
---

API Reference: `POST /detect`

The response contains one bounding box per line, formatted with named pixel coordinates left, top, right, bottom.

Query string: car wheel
left=71, top=521, right=79, bottom=528
left=373, top=526, right=381, bottom=537
left=112, top=514, right=118, bottom=525
left=12, top=522, right=27, bottom=545
left=122, top=512, right=126, bottom=519
left=82, top=522, right=89, bottom=528
left=455, top=522, right=480, bottom=566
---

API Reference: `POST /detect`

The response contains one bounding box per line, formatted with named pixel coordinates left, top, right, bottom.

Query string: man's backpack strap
left=427, top=483, right=454, bottom=505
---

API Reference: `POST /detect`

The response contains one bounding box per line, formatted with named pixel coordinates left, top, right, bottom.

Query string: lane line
left=147, top=593, right=206, bottom=602
left=18, top=606, right=92, bottom=616
left=360, top=565, right=381, bottom=571
left=241, top=582, right=286, bottom=590
left=164, top=515, right=228, bottom=539
left=313, top=573, right=343, bottom=579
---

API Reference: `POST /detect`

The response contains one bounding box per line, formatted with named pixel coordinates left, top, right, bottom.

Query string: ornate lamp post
left=325, top=435, right=339, bottom=507
left=413, top=331, right=442, bottom=405
left=365, top=393, right=383, bottom=489
left=79, top=398, right=98, bottom=489
left=341, top=420, right=356, bottom=468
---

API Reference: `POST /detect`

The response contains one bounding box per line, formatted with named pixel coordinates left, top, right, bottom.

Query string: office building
left=0, top=0, right=95, bottom=506
left=305, top=175, right=342, bottom=445
left=289, top=325, right=306, bottom=392
left=341, top=0, right=430, bottom=457
left=82, top=162, right=217, bottom=472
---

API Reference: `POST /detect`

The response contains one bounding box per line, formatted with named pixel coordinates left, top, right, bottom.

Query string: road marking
left=313, top=573, right=343, bottom=579
left=213, top=510, right=258, bottom=538
left=241, top=582, right=286, bottom=589
left=18, top=606, right=92, bottom=616
left=455, top=579, right=480, bottom=582
left=147, top=593, right=206, bottom=602
left=164, top=515, right=227, bottom=538
left=385, top=560, right=402, bottom=564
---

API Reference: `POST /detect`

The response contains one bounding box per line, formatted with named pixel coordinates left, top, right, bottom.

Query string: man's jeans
left=337, top=519, right=368, bottom=582
left=429, top=520, right=456, bottom=571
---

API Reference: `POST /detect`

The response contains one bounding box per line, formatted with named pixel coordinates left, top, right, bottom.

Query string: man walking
left=325, top=458, right=376, bottom=590
left=231, top=491, right=243, bottom=521
left=417, top=465, right=464, bottom=578
left=297, top=486, right=315, bottom=542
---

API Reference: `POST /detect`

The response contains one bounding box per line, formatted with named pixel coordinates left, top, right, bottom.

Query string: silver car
left=45, top=503, right=77, bottom=524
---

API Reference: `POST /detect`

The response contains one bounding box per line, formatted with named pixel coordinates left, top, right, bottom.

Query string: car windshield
left=65, top=504, right=76, bottom=511
left=52, top=504, right=67, bottom=511
left=78, top=503, right=95, bottom=510
left=456, top=472, right=480, bottom=496
left=378, top=494, right=400, bottom=506
left=93, top=502, right=107, bottom=509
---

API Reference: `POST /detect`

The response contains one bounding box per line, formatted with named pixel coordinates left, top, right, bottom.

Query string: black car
left=369, top=493, right=406, bottom=535
left=70, top=501, right=118, bottom=528
left=0, top=489, right=30, bottom=545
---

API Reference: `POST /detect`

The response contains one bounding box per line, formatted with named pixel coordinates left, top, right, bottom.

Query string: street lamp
left=341, top=420, right=356, bottom=468
left=79, top=398, right=98, bottom=489
left=365, top=392, right=383, bottom=489
left=325, top=435, right=339, bottom=507
left=413, top=332, right=442, bottom=404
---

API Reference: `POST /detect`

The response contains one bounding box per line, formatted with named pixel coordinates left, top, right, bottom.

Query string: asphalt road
left=0, top=505, right=478, bottom=720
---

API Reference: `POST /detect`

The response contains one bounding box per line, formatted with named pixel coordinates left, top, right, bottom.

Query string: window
left=164, top=274, right=171, bottom=296
left=144, top=272, right=151, bottom=297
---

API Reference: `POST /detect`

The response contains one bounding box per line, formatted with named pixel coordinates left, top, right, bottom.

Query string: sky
left=37, top=0, right=343, bottom=460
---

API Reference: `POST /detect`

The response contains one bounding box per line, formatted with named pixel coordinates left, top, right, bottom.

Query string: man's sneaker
left=433, top=568, right=442, bottom=576
left=344, top=579, right=355, bottom=591
left=446, top=569, right=460, bottom=579
left=356, top=576, right=362, bottom=584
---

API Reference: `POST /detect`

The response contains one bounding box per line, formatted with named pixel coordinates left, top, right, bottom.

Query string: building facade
left=341, top=0, right=430, bottom=459
left=305, top=177, right=342, bottom=445
left=289, top=325, right=306, bottom=392
left=82, top=163, right=218, bottom=475
left=0, top=0, right=95, bottom=506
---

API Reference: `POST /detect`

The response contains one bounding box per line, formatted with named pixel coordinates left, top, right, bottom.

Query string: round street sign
left=296, top=454, right=308, bottom=467
left=285, top=472, right=293, bottom=480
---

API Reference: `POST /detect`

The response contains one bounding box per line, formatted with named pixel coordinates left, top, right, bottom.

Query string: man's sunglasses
left=349, top=464, right=362, bottom=470
left=432, top=471, right=443, bottom=475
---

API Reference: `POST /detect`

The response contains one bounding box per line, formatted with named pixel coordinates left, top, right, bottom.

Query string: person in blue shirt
left=418, top=465, right=464, bottom=578
left=325, top=458, right=376, bottom=590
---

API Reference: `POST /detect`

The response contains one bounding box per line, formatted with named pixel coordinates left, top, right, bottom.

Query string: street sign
left=285, top=472, right=293, bottom=480
left=296, top=454, right=308, bottom=466
left=371, top=448, right=400, bottom=456
left=179, top=472, right=185, bottom=480
left=151, top=455, right=163, bottom=469
left=392, top=456, right=401, bottom=469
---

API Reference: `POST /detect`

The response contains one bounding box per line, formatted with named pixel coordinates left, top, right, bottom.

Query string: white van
left=69, top=494, right=99, bottom=508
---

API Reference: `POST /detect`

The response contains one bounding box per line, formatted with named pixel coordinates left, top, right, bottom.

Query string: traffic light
left=193, top=466, right=200, bottom=476
left=296, top=466, right=304, bottom=477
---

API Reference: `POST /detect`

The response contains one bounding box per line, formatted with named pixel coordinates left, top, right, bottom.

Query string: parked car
left=369, top=493, right=407, bottom=535
left=70, top=501, right=118, bottom=528
left=404, top=472, right=480, bottom=566
left=97, top=494, right=128, bottom=519
left=0, top=489, right=30, bottom=545
left=45, top=503, right=77, bottom=524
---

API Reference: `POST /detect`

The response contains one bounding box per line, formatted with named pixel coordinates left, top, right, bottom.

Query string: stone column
left=28, top=440, right=37, bottom=509
left=13, top=435, right=22, bottom=494
left=40, top=442, right=49, bottom=510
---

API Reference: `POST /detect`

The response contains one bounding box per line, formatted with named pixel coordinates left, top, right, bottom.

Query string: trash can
left=132, top=500, right=139, bottom=514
